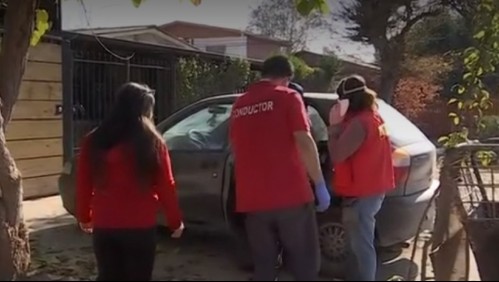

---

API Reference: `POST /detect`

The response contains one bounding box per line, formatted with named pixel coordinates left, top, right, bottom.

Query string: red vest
left=333, top=110, right=395, bottom=197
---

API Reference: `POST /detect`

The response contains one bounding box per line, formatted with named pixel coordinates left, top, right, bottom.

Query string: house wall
left=192, top=36, right=247, bottom=58
left=5, top=41, right=63, bottom=199
left=246, top=36, right=284, bottom=61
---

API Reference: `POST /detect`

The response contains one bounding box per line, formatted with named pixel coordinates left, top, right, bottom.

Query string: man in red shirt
left=229, top=55, right=330, bottom=281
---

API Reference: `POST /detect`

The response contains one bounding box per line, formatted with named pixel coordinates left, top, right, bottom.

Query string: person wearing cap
left=288, top=82, right=306, bottom=107
left=229, top=55, right=330, bottom=281
left=328, top=75, right=395, bottom=281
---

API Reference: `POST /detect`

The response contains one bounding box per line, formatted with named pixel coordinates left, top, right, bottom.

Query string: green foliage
left=30, top=9, right=51, bottom=46
left=478, top=115, right=499, bottom=139
left=295, top=0, right=329, bottom=16
left=289, top=54, right=340, bottom=92
left=289, top=55, right=314, bottom=80
left=131, top=0, right=143, bottom=8
left=440, top=0, right=499, bottom=149
left=247, top=0, right=330, bottom=52
left=175, top=57, right=256, bottom=109
left=405, top=11, right=473, bottom=56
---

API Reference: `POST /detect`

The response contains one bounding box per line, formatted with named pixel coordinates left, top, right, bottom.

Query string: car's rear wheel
left=317, top=207, right=347, bottom=279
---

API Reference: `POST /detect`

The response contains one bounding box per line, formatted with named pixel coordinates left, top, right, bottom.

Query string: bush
left=175, top=57, right=256, bottom=109
left=479, top=115, right=499, bottom=140
left=289, top=54, right=340, bottom=92
left=289, top=55, right=314, bottom=80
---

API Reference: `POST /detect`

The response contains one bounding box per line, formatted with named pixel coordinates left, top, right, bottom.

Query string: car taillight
left=392, top=148, right=411, bottom=188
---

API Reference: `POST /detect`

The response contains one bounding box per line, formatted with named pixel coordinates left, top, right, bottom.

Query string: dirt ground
left=23, top=196, right=480, bottom=281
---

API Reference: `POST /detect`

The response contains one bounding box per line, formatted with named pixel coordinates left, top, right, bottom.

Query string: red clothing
left=229, top=81, right=314, bottom=212
left=334, top=110, right=395, bottom=197
left=76, top=136, right=182, bottom=231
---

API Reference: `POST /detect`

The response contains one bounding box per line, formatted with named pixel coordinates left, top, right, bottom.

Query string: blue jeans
left=342, top=194, right=385, bottom=281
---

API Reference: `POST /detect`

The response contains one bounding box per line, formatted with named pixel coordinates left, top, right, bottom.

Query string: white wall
left=192, top=36, right=247, bottom=58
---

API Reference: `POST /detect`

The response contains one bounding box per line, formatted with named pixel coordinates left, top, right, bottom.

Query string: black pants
left=245, top=203, right=320, bottom=281
left=93, top=228, right=156, bottom=281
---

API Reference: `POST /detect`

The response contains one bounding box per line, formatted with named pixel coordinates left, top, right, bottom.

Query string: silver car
left=59, top=92, right=440, bottom=277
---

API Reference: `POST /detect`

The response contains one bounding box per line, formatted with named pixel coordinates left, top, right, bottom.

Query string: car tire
left=316, top=207, right=347, bottom=279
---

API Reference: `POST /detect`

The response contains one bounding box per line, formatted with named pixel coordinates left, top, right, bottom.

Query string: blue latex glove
left=315, top=179, right=331, bottom=212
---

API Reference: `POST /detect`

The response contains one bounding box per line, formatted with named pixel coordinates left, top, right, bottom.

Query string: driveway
left=23, top=196, right=479, bottom=281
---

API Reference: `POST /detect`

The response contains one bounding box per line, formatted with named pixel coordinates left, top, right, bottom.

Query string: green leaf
left=463, top=72, right=473, bottom=81
left=457, top=85, right=465, bottom=94
left=437, top=136, right=449, bottom=143
left=481, top=89, right=491, bottom=99
left=190, top=0, right=202, bottom=6
left=295, top=0, right=315, bottom=16
left=447, top=98, right=458, bottom=105
left=131, top=0, right=143, bottom=8
left=453, top=116, right=460, bottom=125
left=295, top=0, right=329, bottom=16
left=474, top=30, right=486, bottom=39
left=30, top=9, right=51, bottom=46
left=458, top=101, right=464, bottom=109
left=316, top=0, right=329, bottom=14
left=477, top=67, right=484, bottom=76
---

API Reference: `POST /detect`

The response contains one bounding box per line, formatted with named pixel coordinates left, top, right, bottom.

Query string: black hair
left=88, top=82, right=164, bottom=190
left=262, top=55, right=294, bottom=78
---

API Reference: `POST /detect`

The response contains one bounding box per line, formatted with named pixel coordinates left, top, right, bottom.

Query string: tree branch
left=396, top=7, right=442, bottom=40
left=0, top=0, right=37, bottom=127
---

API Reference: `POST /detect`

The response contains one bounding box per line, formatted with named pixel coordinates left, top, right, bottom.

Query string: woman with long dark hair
left=76, top=82, right=184, bottom=281
left=328, top=75, right=395, bottom=281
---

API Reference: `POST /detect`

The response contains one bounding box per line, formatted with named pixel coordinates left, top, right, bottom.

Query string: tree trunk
left=378, top=65, right=399, bottom=104
left=377, top=43, right=404, bottom=104
left=0, top=0, right=37, bottom=280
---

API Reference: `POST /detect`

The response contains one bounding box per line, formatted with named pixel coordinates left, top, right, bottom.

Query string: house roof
left=70, top=25, right=199, bottom=51
left=160, top=20, right=292, bottom=46
left=62, top=30, right=265, bottom=69
left=294, top=50, right=380, bottom=71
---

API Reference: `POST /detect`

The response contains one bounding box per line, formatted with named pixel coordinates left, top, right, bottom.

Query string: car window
left=377, top=99, right=427, bottom=146
left=308, top=106, right=328, bottom=142
left=163, top=104, right=233, bottom=151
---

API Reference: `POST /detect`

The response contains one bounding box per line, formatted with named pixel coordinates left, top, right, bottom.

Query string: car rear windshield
left=377, top=99, right=428, bottom=146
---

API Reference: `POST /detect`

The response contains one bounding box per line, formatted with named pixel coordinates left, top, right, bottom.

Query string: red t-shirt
left=76, top=136, right=183, bottom=231
left=229, top=81, right=314, bottom=212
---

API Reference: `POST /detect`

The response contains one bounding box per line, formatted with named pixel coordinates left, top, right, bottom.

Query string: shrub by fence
left=175, top=57, right=259, bottom=109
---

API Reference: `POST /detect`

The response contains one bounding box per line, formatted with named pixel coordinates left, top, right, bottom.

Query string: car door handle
left=200, top=160, right=219, bottom=169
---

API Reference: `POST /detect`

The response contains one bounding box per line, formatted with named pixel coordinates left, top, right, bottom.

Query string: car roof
left=201, top=92, right=339, bottom=103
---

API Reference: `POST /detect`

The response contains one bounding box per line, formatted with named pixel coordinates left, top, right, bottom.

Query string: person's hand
left=79, top=222, right=93, bottom=234
left=314, top=180, right=331, bottom=212
left=329, top=100, right=349, bottom=125
left=171, top=222, right=185, bottom=239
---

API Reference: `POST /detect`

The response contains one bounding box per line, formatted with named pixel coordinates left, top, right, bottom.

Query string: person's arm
left=287, top=93, right=323, bottom=185
left=155, top=143, right=183, bottom=232
left=76, top=137, right=93, bottom=225
left=328, top=119, right=366, bottom=164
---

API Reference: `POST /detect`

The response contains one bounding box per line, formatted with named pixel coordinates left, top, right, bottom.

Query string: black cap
left=288, top=82, right=304, bottom=95
left=288, top=82, right=307, bottom=107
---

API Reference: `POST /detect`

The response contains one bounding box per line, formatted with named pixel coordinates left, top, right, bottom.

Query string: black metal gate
left=62, top=37, right=174, bottom=161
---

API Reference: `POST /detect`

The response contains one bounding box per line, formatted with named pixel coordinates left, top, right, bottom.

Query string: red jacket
left=334, top=110, right=395, bottom=197
left=76, top=137, right=182, bottom=231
